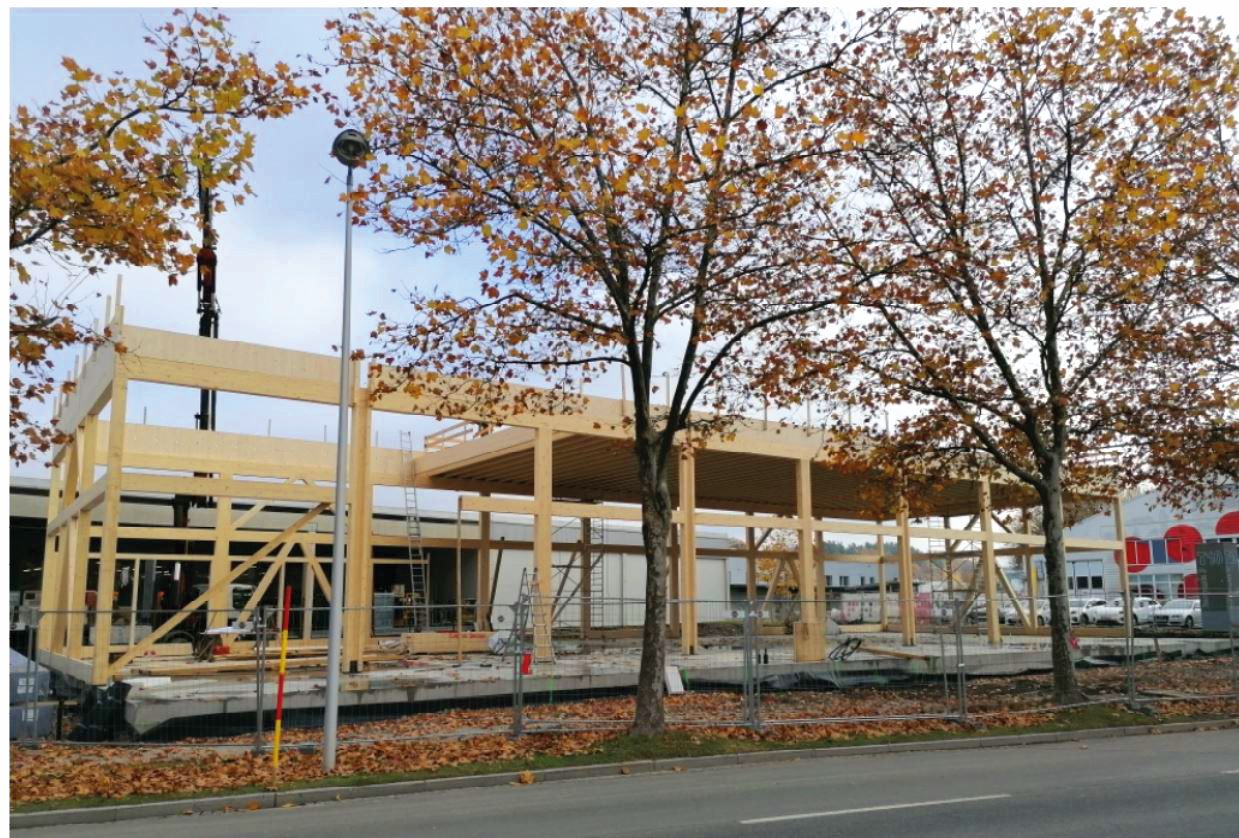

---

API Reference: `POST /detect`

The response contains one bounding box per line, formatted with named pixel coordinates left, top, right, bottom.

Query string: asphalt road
left=30, top=729, right=1239, bottom=838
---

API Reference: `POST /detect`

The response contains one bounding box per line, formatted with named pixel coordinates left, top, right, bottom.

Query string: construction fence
left=10, top=591, right=1239, bottom=748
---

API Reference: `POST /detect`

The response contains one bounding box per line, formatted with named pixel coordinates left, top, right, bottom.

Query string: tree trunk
left=631, top=439, right=672, bottom=736
left=1038, top=464, right=1084, bottom=705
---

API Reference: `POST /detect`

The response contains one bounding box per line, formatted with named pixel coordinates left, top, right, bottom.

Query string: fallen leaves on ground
left=10, top=656, right=1235, bottom=806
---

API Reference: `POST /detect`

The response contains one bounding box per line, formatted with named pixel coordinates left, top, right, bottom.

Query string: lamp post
left=324, top=128, right=370, bottom=773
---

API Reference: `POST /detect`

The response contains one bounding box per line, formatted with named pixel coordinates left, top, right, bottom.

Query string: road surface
left=27, top=728, right=1239, bottom=837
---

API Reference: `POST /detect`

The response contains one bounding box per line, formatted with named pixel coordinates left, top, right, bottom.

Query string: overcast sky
left=9, top=5, right=1238, bottom=514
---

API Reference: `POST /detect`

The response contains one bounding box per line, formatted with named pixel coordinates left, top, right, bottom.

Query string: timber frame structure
left=36, top=286, right=1131, bottom=686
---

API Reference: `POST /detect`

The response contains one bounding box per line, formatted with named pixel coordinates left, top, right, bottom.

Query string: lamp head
left=332, top=129, right=371, bottom=168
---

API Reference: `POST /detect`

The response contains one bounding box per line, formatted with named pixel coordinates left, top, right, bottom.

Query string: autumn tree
left=9, top=8, right=306, bottom=462
left=328, top=7, right=892, bottom=733
left=768, top=8, right=1239, bottom=702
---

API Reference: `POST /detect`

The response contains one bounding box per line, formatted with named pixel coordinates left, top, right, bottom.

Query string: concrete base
left=792, top=621, right=826, bottom=662
left=40, top=633, right=1233, bottom=739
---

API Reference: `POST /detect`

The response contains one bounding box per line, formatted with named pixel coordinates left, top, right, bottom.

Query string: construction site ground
left=34, top=628, right=1237, bottom=739
left=11, top=653, right=1238, bottom=808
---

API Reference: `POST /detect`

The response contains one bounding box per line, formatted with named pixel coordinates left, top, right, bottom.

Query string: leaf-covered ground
left=11, top=656, right=1236, bottom=806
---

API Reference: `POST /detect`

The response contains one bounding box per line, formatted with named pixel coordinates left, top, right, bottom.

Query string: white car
left=1153, top=599, right=1202, bottom=629
left=1000, top=599, right=1050, bottom=626
left=1086, top=596, right=1160, bottom=626
left=1071, top=597, right=1109, bottom=625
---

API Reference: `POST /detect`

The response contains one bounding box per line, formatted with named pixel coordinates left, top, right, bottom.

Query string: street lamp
left=324, top=128, right=370, bottom=773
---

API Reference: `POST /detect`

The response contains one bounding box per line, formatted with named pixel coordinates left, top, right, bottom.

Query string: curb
left=12, top=717, right=1239, bottom=830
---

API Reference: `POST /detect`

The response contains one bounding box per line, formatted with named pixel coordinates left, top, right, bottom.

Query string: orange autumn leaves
left=9, top=9, right=307, bottom=462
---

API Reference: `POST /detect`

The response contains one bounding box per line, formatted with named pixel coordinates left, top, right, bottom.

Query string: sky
left=8, top=5, right=1239, bottom=513
left=7, top=7, right=501, bottom=509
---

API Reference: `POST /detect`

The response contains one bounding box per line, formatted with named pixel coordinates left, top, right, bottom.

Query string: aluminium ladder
left=399, top=431, right=430, bottom=630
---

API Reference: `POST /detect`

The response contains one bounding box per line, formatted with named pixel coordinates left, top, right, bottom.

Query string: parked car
left=1086, top=596, right=1160, bottom=626
left=1071, top=597, right=1109, bottom=625
left=1153, top=599, right=1202, bottom=629
left=1000, top=599, right=1051, bottom=626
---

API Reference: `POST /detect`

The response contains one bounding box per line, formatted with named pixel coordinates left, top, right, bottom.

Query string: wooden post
left=793, top=458, right=825, bottom=662
left=978, top=479, right=1001, bottom=647
left=478, top=498, right=492, bottom=631
left=678, top=449, right=698, bottom=653
left=91, top=373, right=128, bottom=684
left=302, top=561, right=314, bottom=640
left=877, top=529, right=888, bottom=631
left=578, top=516, right=591, bottom=637
left=669, top=521, right=681, bottom=635
left=531, top=425, right=554, bottom=662
left=37, top=457, right=66, bottom=653
left=344, top=364, right=372, bottom=671
left=1024, top=509, right=1038, bottom=627
left=897, top=500, right=916, bottom=646
left=815, top=531, right=828, bottom=618
left=207, top=474, right=234, bottom=630
left=745, top=527, right=757, bottom=603
left=64, top=422, right=97, bottom=658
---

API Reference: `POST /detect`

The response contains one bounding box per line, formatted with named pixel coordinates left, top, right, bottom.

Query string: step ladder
left=399, top=431, right=430, bottom=630
left=529, top=568, right=555, bottom=664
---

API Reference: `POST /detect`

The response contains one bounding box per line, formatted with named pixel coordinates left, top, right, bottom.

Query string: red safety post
left=272, top=584, right=293, bottom=772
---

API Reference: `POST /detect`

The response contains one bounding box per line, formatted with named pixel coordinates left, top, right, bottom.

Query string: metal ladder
left=589, top=518, right=606, bottom=629
left=399, top=431, right=430, bottom=630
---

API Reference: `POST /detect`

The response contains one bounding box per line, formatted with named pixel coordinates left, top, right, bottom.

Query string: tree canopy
left=9, top=8, right=306, bottom=461
left=761, top=7, right=1239, bottom=700
left=329, top=6, right=892, bottom=732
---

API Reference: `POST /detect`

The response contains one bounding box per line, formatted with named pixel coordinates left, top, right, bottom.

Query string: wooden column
left=344, top=368, right=372, bottom=671
left=206, top=473, right=234, bottom=630
left=63, top=422, right=97, bottom=658
left=478, top=498, right=492, bottom=631
left=669, top=524, right=681, bottom=635
left=578, top=516, right=591, bottom=637
left=531, top=425, right=554, bottom=662
left=793, top=458, right=825, bottom=661
left=533, top=426, right=553, bottom=595
left=1023, top=510, right=1038, bottom=627
left=815, top=531, right=828, bottom=614
left=91, top=373, right=128, bottom=684
left=37, top=458, right=66, bottom=653
left=745, top=527, right=757, bottom=602
left=678, top=450, right=698, bottom=653
left=877, top=529, right=888, bottom=631
left=897, top=500, right=916, bottom=646
left=302, top=562, right=314, bottom=641
left=978, top=479, right=1001, bottom=646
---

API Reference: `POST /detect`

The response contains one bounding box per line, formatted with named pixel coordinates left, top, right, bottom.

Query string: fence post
left=1230, top=610, right=1236, bottom=697
left=1124, top=587, right=1137, bottom=709
left=512, top=593, right=526, bottom=737
left=24, top=618, right=38, bottom=741
left=954, top=598, right=968, bottom=722
left=255, top=605, right=266, bottom=753
left=742, top=600, right=752, bottom=730
left=938, top=607, right=949, bottom=703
